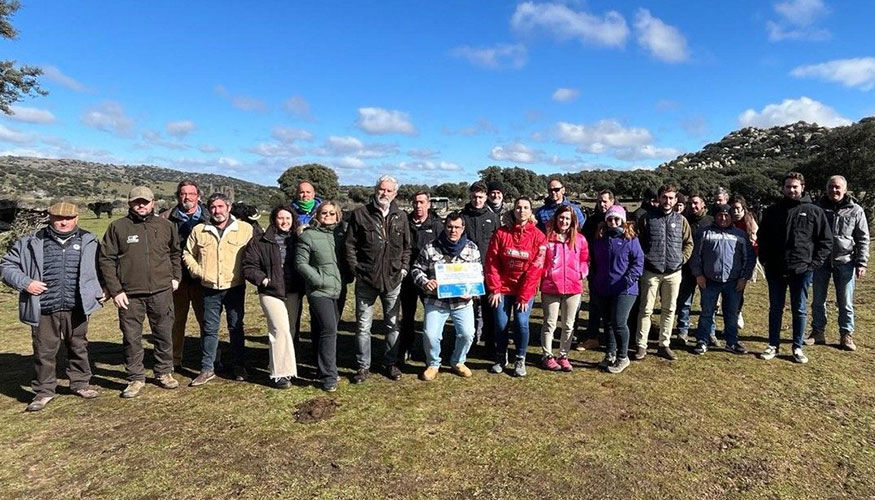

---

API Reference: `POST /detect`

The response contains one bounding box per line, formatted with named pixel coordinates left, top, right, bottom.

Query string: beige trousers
left=541, top=293, right=582, bottom=357
left=258, top=293, right=299, bottom=379
left=636, top=269, right=683, bottom=349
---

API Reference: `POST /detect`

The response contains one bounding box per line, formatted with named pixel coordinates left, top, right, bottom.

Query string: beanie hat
left=714, top=203, right=731, bottom=214
left=487, top=181, right=505, bottom=194
left=605, top=205, right=627, bottom=223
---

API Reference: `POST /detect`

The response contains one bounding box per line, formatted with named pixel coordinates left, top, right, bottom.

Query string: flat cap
left=47, top=202, right=79, bottom=217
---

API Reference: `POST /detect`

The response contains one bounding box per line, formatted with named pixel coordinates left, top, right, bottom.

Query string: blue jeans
left=592, top=292, right=636, bottom=359
left=422, top=302, right=475, bottom=367
left=675, top=269, right=697, bottom=334
left=200, top=285, right=246, bottom=372
left=811, top=262, right=856, bottom=335
left=766, top=270, right=814, bottom=349
left=492, top=295, right=534, bottom=361
left=697, top=280, right=741, bottom=346
left=354, top=280, right=402, bottom=369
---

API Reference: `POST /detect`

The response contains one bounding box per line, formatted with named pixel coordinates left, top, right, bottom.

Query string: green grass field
left=1, top=215, right=874, bottom=499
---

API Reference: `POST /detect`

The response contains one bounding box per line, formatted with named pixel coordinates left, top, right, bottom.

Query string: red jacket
left=540, top=233, right=589, bottom=295
left=484, top=220, right=547, bottom=303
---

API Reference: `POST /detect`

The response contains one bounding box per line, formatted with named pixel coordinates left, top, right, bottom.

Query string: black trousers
left=399, top=274, right=423, bottom=360
left=309, top=296, right=339, bottom=386
left=31, top=309, right=91, bottom=397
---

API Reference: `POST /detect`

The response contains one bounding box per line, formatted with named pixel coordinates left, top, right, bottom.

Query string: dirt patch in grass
left=295, top=396, right=339, bottom=423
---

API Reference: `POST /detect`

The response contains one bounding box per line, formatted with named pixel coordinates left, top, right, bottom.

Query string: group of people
left=1, top=171, right=868, bottom=412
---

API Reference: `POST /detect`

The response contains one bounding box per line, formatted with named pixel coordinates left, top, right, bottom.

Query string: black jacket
left=408, top=210, right=444, bottom=270
left=758, top=194, right=833, bottom=275
left=461, top=202, right=500, bottom=256
left=242, top=225, right=299, bottom=299
left=582, top=208, right=606, bottom=245
left=345, top=198, right=411, bottom=292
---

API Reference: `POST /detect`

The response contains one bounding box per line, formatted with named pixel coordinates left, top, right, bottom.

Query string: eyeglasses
left=549, top=187, right=563, bottom=193
left=320, top=211, right=337, bottom=216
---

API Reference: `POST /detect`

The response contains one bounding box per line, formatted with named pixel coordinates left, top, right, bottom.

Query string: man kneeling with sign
left=411, top=212, right=484, bottom=381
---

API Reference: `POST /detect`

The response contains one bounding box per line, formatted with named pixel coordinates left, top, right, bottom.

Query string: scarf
left=436, top=231, right=468, bottom=259
left=295, top=198, right=317, bottom=214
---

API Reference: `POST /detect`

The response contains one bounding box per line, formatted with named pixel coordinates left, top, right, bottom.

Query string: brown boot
left=803, top=331, right=826, bottom=346
left=841, top=334, right=857, bottom=351
left=633, top=346, right=647, bottom=360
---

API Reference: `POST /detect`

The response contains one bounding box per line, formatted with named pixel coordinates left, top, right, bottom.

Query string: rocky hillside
left=0, top=156, right=282, bottom=207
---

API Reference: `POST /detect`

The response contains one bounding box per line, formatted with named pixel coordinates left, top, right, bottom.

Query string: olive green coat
left=295, top=225, right=347, bottom=299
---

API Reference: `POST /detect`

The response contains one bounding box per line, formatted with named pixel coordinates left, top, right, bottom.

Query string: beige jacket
left=183, top=217, right=253, bottom=290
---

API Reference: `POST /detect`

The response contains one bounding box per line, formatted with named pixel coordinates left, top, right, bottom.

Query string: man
left=535, top=178, right=586, bottom=233
left=100, top=187, right=181, bottom=398
left=291, top=181, right=321, bottom=227
left=578, top=189, right=615, bottom=351
left=183, top=193, right=254, bottom=385
left=807, top=175, right=868, bottom=351
left=344, top=175, right=411, bottom=383
left=675, top=193, right=714, bottom=345
left=674, top=193, right=686, bottom=215
left=758, top=172, right=832, bottom=364
left=633, top=184, right=694, bottom=361
left=399, top=191, right=444, bottom=363
left=487, top=181, right=505, bottom=216
left=411, top=212, right=481, bottom=380
left=632, top=187, right=658, bottom=223
left=688, top=204, right=755, bottom=355
left=708, top=187, right=730, bottom=216
left=1, top=202, right=103, bottom=412
left=462, top=181, right=500, bottom=349
left=160, top=180, right=208, bottom=370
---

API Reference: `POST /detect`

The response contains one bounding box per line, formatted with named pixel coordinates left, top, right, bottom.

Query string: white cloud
left=231, top=95, right=267, bottom=113
left=141, top=130, right=189, bottom=150
left=0, top=124, right=34, bottom=143
left=199, top=144, right=221, bottom=153
left=218, top=157, right=241, bottom=168
left=737, top=96, right=851, bottom=128
left=165, top=120, right=196, bottom=137
left=790, top=57, right=875, bottom=91
left=81, top=101, right=135, bottom=136
left=510, top=2, right=629, bottom=48
left=408, top=148, right=438, bottom=159
left=325, top=136, right=364, bottom=154
left=246, top=142, right=305, bottom=158
left=271, top=126, right=314, bottom=143
left=6, top=105, right=56, bottom=124
left=336, top=156, right=367, bottom=169
left=614, top=145, right=681, bottom=161
left=555, top=119, right=652, bottom=153
left=40, top=65, right=87, bottom=92
left=357, top=107, right=417, bottom=135
left=767, top=0, right=830, bottom=41
left=489, top=143, right=543, bottom=164
left=634, top=9, right=690, bottom=63
left=397, top=160, right=461, bottom=172
left=321, top=135, right=397, bottom=158
left=451, top=43, right=528, bottom=70
left=282, top=95, right=312, bottom=119
left=552, top=88, right=580, bottom=102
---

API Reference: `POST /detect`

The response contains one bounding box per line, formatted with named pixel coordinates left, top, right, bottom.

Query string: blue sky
left=2, top=0, right=874, bottom=186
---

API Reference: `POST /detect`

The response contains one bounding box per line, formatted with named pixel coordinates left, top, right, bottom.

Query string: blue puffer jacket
left=689, top=224, right=756, bottom=282
left=1, top=227, right=103, bottom=326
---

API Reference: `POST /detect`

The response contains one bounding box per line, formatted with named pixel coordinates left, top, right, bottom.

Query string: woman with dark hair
left=590, top=205, right=644, bottom=374
left=242, top=205, right=299, bottom=388
left=484, top=196, right=548, bottom=377
left=539, top=205, right=589, bottom=372
left=296, top=201, right=348, bottom=392
left=730, top=195, right=761, bottom=326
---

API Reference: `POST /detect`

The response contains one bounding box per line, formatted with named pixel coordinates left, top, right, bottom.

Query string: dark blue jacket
left=591, top=231, right=644, bottom=297
left=535, top=197, right=586, bottom=233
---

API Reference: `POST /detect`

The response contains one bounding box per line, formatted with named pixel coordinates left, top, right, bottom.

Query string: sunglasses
left=320, top=211, right=337, bottom=216
left=549, top=187, right=563, bottom=193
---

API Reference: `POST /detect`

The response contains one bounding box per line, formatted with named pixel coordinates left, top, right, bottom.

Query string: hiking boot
left=322, top=383, right=337, bottom=393
left=804, top=330, right=826, bottom=346
left=557, top=355, right=573, bottom=372
left=675, top=332, right=689, bottom=346
left=155, top=373, right=179, bottom=390
left=420, top=366, right=439, bottom=381
left=73, top=387, right=99, bottom=399
left=513, top=358, right=527, bottom=377
left=708, top=334, right=721, bottom=348
left=387, top=365, right=402, bottom=381
left=352, top=368, right=370, bottom=384
left=657, top=346, right=677, bottom=361
left=580, top=338, right=600, bottom=351
left=25, top=395, right=54, bottom=412
left=793, top=347, right=809, bottom=364
left=274, top=377, right=292, bottom=389
left=841, top=334, right=857, bottom=351
left=759, top=345, right=778, bottom=361
left=599, top=352, right=617, bottom=370
left=607, top=356, right=631, bottom=374
left=190, top=370, right=216, bottom=387
left=633, top=346, right=647, bottom=361
left=121, top=380, right=145, bottom=398
left=692, top=342, right=707, bottom=355
left=726, top=343, right=748, bottom=355
left=541, top=356, right=561, bottom=371
left=453, top=363, right=473, bottom=378
left=233, top=366, right=249, bottom=382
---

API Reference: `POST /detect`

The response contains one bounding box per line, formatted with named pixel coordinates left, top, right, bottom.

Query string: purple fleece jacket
left=591, top=232, right=645, bottom=296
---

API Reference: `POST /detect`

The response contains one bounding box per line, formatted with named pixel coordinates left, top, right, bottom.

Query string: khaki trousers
left=636, top=269, right=682, bottom=349
left=540, top=293, right=581, bottom=357
left=172, top=276, right=204, bottom=366
left=258, top=293, right=299, bottom=379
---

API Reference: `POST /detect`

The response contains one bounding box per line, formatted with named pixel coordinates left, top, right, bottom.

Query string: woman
left=484, top=197, right=547, bottom=377
left=295, top=201, right=348, bottom=392
left=242, top=206, right=299, bottom=388
left=729, top=195, right=760, bottom=327
left=539, top=206, right=589, bottom=372
left=590, top=205, right=644, bottom=374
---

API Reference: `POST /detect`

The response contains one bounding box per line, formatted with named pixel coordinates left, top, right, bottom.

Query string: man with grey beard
left=160, top=180, right=208, bottom=370
left=345, top=175, right=412, bottom=384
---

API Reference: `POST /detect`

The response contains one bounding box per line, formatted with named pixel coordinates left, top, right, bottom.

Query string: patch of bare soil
left=295, top=397, right=338, bottom=423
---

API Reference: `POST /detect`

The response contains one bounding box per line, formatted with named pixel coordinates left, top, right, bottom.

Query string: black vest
left=642, top=211, right=685, bottom=274
left=40, top=229, right=82, bottom=314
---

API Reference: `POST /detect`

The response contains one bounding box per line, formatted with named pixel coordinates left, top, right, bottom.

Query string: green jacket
left=295, top=224, right=348, bottom=299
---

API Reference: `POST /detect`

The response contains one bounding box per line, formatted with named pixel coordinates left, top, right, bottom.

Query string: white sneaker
left=792, top=347, right=809, bottom=364
left=759, top=345, right=778, bottom=360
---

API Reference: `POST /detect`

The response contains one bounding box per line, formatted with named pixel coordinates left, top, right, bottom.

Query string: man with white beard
left=344, top=175, right=412, bottom=384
